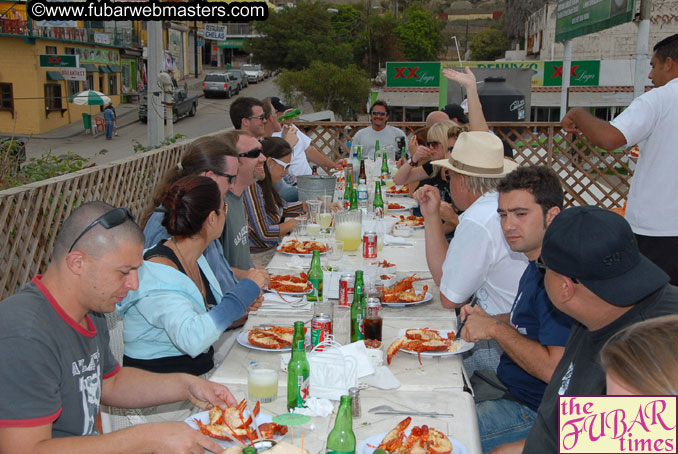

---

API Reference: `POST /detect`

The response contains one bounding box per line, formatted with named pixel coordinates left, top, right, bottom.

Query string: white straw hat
left=431, top=131, right=518, bottom=178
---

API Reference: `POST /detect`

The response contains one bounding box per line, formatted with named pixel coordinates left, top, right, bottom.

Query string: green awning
left=46, top=71, right=64, bottom=81
left=98, top=65, right=110, bottom=73
left=217, top=39, right=244, bottom=49
left=82, top=64, right=98, bottom=73
left=107, top=65, right=122, bottom=73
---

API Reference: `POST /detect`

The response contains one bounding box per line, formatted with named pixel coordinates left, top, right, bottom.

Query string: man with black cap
left=440, top=103, right=469, bottom=126
left=497, top=206, right=678, bottom=454
left=268, top=96, right=346, bottom=201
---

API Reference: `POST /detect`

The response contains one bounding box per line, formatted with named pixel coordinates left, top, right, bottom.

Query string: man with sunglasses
left=351, top=100, right=406, bottom=159
left=0, top=202, right=236, bottom=454
left=220, top=130, right=269, bottom=277
left=458, top=166, right=573, bottom=453
left=561, top=34, right=678, bottom=286
left=495, top=206, right=678, bottom=454
left=230, top=96, right=268, bottom=138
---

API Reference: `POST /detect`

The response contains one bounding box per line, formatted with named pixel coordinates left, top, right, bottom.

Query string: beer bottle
left=358, top=157, right=367, bottom=185
left=326, top=395, right=356, bottom=454
left=287, top=321, right=310, bottom=411
left=343, top=173, right=353, bottom=210
left=381, top=146, right=390, bottom=178
left=373, top=181, right=384, bottom=218
left=349, top=188, right=358, bottom=211
left=243, top=447, right=257, bottom=454
left=307, top=250, right=323, bottom=302
left=350, top=271, right=366, bottom=342
left=374, top=139, right=380, bottom=160
left=277, top=108, right=301, bottom=122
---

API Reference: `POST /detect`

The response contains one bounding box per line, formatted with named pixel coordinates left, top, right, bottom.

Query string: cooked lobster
left=278, top=240, right=328, bottom=254
left=386, top=328, right=457, bottom=365
left=194, top=399, right=287, bottom=443
left=381, top=275, right=427, bottom=304
left=376, top=417, right=453, bottom=454
left=247, top=326, right=295, bottom=349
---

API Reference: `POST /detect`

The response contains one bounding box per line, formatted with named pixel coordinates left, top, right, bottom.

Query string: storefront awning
left=217, top=39, right=244, bottom=49
left=82, top=64, right=98, bottom=73
left=98, top=65, right=110, bottom=73
left=107, top=65, right=122, bottom=73
left=46, top=71, right=64, bottom=81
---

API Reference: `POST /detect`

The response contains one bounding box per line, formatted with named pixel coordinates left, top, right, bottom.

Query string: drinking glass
left=295, top=216, right=308, bottom=236
left=306, top=199, right=322, bottom=238
left=247, top=362, right=278, bottom=403
left=329, top=239, right=344, bottom=261
left=319, top=195, right=334, bottom=234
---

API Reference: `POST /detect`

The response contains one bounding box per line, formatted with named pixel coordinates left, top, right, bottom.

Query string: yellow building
left=0, top=4, right=124, bottom=135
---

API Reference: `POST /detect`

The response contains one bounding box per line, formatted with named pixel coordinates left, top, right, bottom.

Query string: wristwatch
left=409, top=158, right=418, bottom=167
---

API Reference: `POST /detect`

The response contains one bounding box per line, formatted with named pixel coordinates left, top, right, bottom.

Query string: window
left=85, top=21, right=104, bottom=29
left=86, top=74, right=94, bottom=91
left=45, top=84, right=63, bottom=110
left=99, top=74, right=105, bottom=92
left=0, top=83, right=13, bottom=111
left=45, top=45, right=57, bottom=54
left=67, top=81, right=80, bottom=97
left=108, top=74, right=117, bottom=95
left=64, top=47, right=75, bottom=55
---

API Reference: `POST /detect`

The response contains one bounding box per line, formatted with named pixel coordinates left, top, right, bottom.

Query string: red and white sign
left=61, top=67, right=86, bottom=81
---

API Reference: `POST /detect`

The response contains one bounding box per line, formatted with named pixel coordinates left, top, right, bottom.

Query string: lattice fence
left=0, top=122, right=632, bottom=300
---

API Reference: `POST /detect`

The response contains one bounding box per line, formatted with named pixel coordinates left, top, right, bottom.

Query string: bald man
left=426, top=110, right=450, bottom=128
left=0, top=202, right=236, bottom=454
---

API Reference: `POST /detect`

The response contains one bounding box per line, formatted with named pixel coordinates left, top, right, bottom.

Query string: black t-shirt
left=421, top=162, right=452, bottom=204
left=523, top=284, right=678, bottom=453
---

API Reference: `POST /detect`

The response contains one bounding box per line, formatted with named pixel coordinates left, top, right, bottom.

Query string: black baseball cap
left=541, top=206, right=668, bottom=306
left=441, top=104, right=469, bottom=124
left=270, top=97, right=292, bottom=113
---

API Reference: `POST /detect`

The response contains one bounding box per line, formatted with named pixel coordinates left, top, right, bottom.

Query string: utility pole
left=147, top=21, right=164, bottom=148
left=559, top=40, right=572, bottom=121
left=633, top=0, right=651, bottom=99
left=194, top=20, right=199, bottom=78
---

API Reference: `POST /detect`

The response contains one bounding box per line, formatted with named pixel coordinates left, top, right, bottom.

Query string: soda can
left=311, top=315, right=332, bottom=349
left=339, top=274, right=355, bottom=308
left=363, top=232, right=377, bottom=258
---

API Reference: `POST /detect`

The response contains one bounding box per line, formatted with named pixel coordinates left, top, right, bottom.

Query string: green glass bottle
left=350, top=271, right=366, bottom=342
left=381, top=146, right=389, bottom=177
left=374, top=139, right=380, bottom=160
left=343, top=173, right=353, bottom=210
left=277, top=108, right=301, bottom=122
left=349, top=188, right=358, bottom=211
left=307, top=250, right=323, bottom=302
left=243, top=447, right=257, bottom=454
left=326, top=395, right=356, bottom=454
left=373, top=180, right=384, bottom=218
left=287, top=321, right=310, bottom=411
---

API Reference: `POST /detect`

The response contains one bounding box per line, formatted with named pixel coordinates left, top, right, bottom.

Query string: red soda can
left=311, top=315, right=332, bottom=349
left=339, top=274, right=355, bottom=308
left=363, top=232, right=377, bottom=258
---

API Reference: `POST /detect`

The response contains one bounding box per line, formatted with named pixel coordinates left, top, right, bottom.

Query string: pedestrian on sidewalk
left=103, top=104, right=115, bottom=140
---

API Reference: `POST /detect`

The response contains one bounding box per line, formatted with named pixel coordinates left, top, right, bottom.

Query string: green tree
left=357, top=11, right=404, bottom=76
left=394, top=3, right=443, bottom=61
left=469, top=28, right=509, bottom=61
left=277, top=62, right=370, bottom=120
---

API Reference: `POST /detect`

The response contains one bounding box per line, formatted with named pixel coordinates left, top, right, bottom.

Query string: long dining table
left=209, top=206, right=482, bottom=453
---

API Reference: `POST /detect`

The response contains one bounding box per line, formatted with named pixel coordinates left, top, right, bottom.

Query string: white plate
left=398, top=329, right=475, bottom=357
left=387, top=205, right=412, bottom=213
left=381, top=291, right=433, bottom=307
left=395, top=220, right=425, bottom=229
left=185, top=410, right=282, bottom=449
left=263, top=281, right=313, bottom=297
left=358, top=431, right=468, bottom=454
left=275, top=244, right=328, bottom=256
left=237, top=329, right=310, bottom=352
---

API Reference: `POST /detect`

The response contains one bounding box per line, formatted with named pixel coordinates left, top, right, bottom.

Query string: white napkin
left=285, top=255, right=309, bottom=270
left=384, top=234, right=413, bottom=246
left=360, top=365, right=401, bottom=390
left=291, top=397, right=334, bottom=418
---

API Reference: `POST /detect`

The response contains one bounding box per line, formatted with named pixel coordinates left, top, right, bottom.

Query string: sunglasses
left=271, top=157, right=290, bottom=171
left=371, top=111, right=388, bottom=117
left=247, top=114, right=267, bottom=121
left=239, top=148, right=262, bottom=159
left=68, top=207, right=134, bottom=253
left=536, top=256, right=579, bottom=283
left=427, top=141, right=441, bottom=148
left=212, top=169, right=237, bottom=184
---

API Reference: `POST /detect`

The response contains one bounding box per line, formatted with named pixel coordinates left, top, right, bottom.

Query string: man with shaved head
left=0, top=202, right=237, bottom=454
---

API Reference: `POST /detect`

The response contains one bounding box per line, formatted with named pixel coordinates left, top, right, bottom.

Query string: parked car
left=241, top=64, right=265, bottom=83
left=139, top=88, right=198, bottom=123
left=202, top=72, right=239, bottom=98
left=226, top=69, right=248, bottom=91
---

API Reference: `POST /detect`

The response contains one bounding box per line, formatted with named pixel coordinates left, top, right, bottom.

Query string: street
left=24, top=77, right=283, bottom=166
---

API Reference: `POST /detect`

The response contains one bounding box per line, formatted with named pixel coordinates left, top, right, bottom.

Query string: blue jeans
left=476, top=398, right=537, bottom=453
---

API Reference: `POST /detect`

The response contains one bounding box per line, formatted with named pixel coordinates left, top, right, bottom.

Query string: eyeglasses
left=271, top=157, right=290, bottom=171
left=371, top=111, right=388, bottom=117
left=212, top=169, right=237, bottom=184
left=239, top=148, right=262, bottom=159
left=68, top=207, right=134, bottom=253
left=427, top=141, right=440, bottom=148
left=536, top=256, right=579, bottom=283
left=247, top=114, right=267, bottom=121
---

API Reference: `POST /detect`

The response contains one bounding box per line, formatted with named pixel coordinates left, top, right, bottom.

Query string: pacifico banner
left=555, top=0, right=635, bottom=42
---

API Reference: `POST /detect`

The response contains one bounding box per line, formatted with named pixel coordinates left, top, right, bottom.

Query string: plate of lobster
left=395, top=215, right=425, bottom=228
left=386, top=329, right=474, bottom=365
left=237, top=326, right=307, bottom=351
left=357, top=417, right=467, bottom=454
left=380, top=275, right=430, bottom=306
left=386, top=184, right=410, bottom=196
left=276, top=240, right=328, bottom=256
left=187, top=400, right=288, bottom=449
left=265, top=273, right=313, bottom=296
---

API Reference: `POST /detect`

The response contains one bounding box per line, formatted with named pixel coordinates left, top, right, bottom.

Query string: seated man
left=0, top=201, right=235, bottom=454
left=459, top=166, right=573, bottom=452
left=415, top=132, right=528, bottom=375
left=351, top=100, right=406, bottom=159
left=498, top=206, right=678, bottom=454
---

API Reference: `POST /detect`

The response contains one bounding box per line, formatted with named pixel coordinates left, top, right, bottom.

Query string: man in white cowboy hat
left=414, top=131, right=528, bottom=375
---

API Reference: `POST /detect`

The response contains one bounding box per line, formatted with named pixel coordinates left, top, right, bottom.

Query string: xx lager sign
left=39, top=54, right=78, bottom=68
left=386, top=62, right=441, bottom=88
left=543, top=60, right=600, bottom=86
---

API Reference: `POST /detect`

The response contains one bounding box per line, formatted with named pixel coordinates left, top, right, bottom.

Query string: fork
left=368, top=404, right=454, bottom=417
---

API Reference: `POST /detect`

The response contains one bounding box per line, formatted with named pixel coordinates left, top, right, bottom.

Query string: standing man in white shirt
left=351, top=100, right=406, bottom=159
left=561, top=34, right=678, bottom=284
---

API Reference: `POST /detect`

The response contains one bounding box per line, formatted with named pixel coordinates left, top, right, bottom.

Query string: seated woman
left=118, top=175, right=261, bottom=376
left=601, top=314, right=678, bottom=395
left=244, top=137, right=305, bottom=254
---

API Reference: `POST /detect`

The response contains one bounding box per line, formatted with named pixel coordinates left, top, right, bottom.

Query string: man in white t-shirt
left=351, top=100, right=406, bottom=159
left=561, top=33, right=678, bottom=284
left=414, top=131, right=528, bottom=375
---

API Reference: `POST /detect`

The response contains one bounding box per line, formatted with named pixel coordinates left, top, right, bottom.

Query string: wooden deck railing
left=0, top=122, right=632, bottom=300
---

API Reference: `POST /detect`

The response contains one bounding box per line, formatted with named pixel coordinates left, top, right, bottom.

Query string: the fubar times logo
left=559, top=396, right=677, bottom=453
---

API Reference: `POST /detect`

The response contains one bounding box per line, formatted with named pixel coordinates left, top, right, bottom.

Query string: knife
left=373, top=411, right=454, bottom=417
